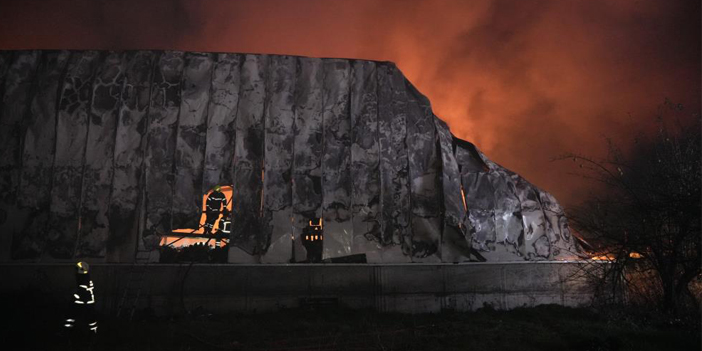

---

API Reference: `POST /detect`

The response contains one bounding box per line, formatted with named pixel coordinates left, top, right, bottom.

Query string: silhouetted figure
left=64, top=262, right=98, bottom=342
left=301, top=219, right=323, bottom=262
left=204, top=185, right=227, bottom=247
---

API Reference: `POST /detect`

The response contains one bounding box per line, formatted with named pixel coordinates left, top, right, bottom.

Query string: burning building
left=0, top=50, right=581, bottom=264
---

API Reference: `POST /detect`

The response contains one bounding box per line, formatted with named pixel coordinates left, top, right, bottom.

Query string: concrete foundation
left=0, top=262, right=596, bottom=315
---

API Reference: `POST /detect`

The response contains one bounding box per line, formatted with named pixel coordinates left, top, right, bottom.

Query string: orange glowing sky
left=0, top=0, right=699, bottom=208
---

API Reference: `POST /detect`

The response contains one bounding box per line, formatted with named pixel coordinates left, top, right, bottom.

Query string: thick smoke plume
left=0, top=0, right=699, bottom=207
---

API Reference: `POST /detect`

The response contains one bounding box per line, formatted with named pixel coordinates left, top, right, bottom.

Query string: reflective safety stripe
left=87, top=301, right=95, bottom=304
left=89, top=322, right=97, bottom=326
left=90, top=326, right=98, bottom=333
left=85, top=286, right=96, bottom=304
left=64, top=324, right=73, bottom=328
left=66, top=319, right=75, bottom=322
left=79, top=285, right=88, bottom=288
left=74, top=301, right=85, bottom=304
left=74, top=294, right=80, bottom=299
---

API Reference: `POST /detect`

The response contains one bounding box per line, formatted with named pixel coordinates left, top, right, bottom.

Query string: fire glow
left=0, top=0, right=698, bottom=209
left=163, top=186, right=234, bottom=248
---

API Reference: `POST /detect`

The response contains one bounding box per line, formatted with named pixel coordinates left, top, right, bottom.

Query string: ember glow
left=590, top=252, right=643, bottom=262
left=0, top=0, right=699, bottom=207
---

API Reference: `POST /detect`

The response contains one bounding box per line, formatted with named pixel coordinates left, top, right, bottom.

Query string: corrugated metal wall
left=0, top=50, right=580, bottom=263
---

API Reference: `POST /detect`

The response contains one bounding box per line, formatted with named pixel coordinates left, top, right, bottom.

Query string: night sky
left=0, top=0, right=699, bottom=208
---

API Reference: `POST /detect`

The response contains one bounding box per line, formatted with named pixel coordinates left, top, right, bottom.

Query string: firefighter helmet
left=76, top=261, right=89, bottom=275
left=213, top=185, right=221, bottom=192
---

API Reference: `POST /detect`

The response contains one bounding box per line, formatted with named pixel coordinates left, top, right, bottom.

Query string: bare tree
left=560, top=100, right=701, bottom=314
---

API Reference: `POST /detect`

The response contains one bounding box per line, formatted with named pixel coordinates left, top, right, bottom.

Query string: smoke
left=0, top=0, right=699, bottom=207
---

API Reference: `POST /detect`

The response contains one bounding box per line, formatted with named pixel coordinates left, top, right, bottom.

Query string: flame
left=590, top=255, right=615, bottom=262
left=589, top=252, right=643, bottom=261
left=460, top=186, right=468, bottom=212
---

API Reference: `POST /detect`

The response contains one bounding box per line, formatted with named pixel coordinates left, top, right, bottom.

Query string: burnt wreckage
left=0, top=50, right=580, bottom=263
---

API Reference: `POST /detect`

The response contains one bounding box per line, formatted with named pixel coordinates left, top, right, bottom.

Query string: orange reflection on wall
left=162, top=185, right=234, bottom=248
left=460, top=186, right=468, bottom=212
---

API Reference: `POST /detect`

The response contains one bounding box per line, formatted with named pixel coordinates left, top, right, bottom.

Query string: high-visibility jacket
left=73, top=274, right=96, bottom=306
left=64, top=272, right=98, bottom=333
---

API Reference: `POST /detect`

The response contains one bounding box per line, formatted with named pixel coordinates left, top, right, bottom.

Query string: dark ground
left=2, top=292, right=699, bottom=351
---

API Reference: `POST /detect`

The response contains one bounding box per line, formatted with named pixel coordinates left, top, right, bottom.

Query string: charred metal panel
left=0, top=51, right=30, bottom=260
left=0, top=52, right=12, bottom=105
left=291, top=57, right=324, bottom=261
left=0, top=51, right=14, bottom=127
left=204, top=54, right=241, bottom=190
left=376, top=63, right=402, bottom=262
left=511, top=174, right=549, bottom=260
left=462, top=172, right=495, bottom=250
left=487, top=169, right=524, bottom=259
left=441, top=224, right=474, bottom=263
left=470, top=150, right=525, bottom=259
left=376, top=65, right=393, bottom=247
left=0, top=52, right=40, bottom=260
left=172, top=52, right=213, bottom=233
left=231, top=54, right=267, bottom=256
left=144, top=51, right=184, bottom=249
left=388, top=66, right=412, bottom=258
left=48, top=51, right=101, bottom=259
left=434, top=119, right=464, bottom=227
left=321, top=59, right=353, bottom=259
left=261, top=55, right=296, bottom=263
left=538, top=191, right=577, bottom=258
left=0, top=51, right=40, bottom=204
left=539, top=191, right=563, bottom=258
left=78, top=52, right=127, bottom=258
left=454, top=139, right=489, bottom=173
left=405, top=81, right=442, bottom=262
left=454, top=146, right=476, bottom=243
left=435, top=118, right=469, bottom=262
left=455, top=144, right=524, bottom=261
left=13, top=51, right=71, bottom=259
left=108, top=51, right=156, bottom=261
left=455, top=144, right=495, bottom=257
left=0, top=51, right=23, bottom=261
left=349, top=60, right=382, bottom=261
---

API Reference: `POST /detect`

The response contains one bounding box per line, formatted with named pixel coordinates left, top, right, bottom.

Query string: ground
left=4, top=293, right=699, bottom=351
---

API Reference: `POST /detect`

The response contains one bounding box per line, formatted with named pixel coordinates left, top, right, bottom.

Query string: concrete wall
left=0, top=262, right=596, bottom=315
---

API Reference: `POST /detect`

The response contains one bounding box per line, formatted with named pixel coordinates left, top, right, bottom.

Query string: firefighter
left=64, top=262, right=98, bottom=335
left=204, top=185, right=227, bottom=247
left=301, top=219, right=323, bottom=262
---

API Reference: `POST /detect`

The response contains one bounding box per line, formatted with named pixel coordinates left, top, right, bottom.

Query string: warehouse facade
left=0, top=50, right=580, bottom=263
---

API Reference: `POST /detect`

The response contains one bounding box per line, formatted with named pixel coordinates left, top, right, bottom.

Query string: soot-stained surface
left=0, top=50, right=580, bottom=262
